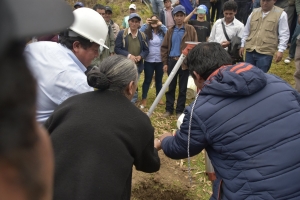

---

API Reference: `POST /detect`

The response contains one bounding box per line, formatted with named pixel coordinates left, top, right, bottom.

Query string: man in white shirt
left=208, top=1, right=244, bottom=50
left=25, top=8, right=108, bottom=123
left=239, top=0, right=289, bottom=72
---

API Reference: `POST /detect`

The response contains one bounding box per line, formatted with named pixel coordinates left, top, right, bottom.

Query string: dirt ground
left=131, top=151, right=203, bottom=200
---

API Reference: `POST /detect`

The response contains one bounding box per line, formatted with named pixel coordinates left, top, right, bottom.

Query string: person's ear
left=128, top=81, right=135, bottom=96
left=125, top=81, right=135, bottom=99
left=193, top=71, right=205, bottom=87
left=72, top=41, right=81, bottom=53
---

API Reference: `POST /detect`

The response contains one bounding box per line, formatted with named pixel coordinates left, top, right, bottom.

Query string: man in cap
left=105, top=5, right=120, bottom=38
left=122, top=4, right=143, bottom=29
left=0, top=0, right=73, bottom=199
left=92, top=4, right=115, bottom=65
left=157, top=42, right=300, bottom=200
left=161, top=5, right=198, bottom=118
left=74, top=1, right=84, bottom=9
left=115, top=13, right=149, bottom=104
left=25, top=8, right=108, bottom=124
left=183, top=4, right=211, bottom=42
left=239, top=0, right=289, bottom=72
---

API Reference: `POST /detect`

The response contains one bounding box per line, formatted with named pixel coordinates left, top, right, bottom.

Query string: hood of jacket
left=201, top=63, right=267, bottom=97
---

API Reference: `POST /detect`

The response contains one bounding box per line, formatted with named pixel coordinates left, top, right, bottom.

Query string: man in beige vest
left=239, top=0, right=289, bottom=72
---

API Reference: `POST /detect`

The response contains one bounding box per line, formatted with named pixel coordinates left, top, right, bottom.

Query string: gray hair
left=87, top=55, right=138, bottom=94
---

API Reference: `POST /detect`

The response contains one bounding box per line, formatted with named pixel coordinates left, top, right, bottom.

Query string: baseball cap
left=128, top=13, right=141, bottom=21
left=105, top=6, right=113, bottom=13
left=172, top=5, right=186, bottom=15
left=129, top=4, right=137, bottom=10
left=197, top=5, right=207, bottom=14
left=74, top=2, right=84, bottom=8
left=0, top=0, right=74, bottom=55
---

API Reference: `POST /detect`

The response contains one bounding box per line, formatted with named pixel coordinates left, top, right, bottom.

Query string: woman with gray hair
left=44, top=55, right=160, bottom=200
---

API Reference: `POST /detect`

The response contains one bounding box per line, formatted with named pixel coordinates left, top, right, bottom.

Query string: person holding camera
left=139, top=15, right=168, bottom=109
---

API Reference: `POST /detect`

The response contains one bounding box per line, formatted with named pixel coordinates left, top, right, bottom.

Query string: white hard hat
left=70, top=7, right=108, bottom=49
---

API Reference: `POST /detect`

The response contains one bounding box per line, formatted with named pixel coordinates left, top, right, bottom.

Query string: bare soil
left=131, top=151, right=195, bottom=200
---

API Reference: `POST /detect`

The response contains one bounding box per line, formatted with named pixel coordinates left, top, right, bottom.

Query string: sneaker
left=139, top=99, right=147, bottom=109
left=284, top=57, right=292, bottom=64
left=176, top=113, right=183, bottom=119
left=163, top=111, right=172, bottom=118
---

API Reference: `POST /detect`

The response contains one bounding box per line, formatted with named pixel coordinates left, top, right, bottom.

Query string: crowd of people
left=1, top=0, right=300, bottom=200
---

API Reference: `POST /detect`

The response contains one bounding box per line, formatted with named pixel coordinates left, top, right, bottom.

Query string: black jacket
left=45, top=90, right=160, bottom=200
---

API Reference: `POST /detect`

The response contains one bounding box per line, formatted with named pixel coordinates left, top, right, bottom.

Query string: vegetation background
left=65, top=0, right=296, bottom=198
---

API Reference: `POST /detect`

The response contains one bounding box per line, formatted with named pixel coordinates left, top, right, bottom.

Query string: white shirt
left=241, top=9, right=289, bottom=52
left=208, top=18, right=244, bottom=45
left=24, top=42, right=93, bottom=124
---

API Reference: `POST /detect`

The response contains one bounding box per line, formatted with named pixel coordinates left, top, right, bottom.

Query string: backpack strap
left=122, top=28, right=129, bottom=48
left=139, top=31, right=148, bottom=48
left=221, top=21, right=230, bottom=42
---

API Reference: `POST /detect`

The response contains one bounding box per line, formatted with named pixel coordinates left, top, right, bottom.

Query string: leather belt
left=169, top=56, right=180, bottom=61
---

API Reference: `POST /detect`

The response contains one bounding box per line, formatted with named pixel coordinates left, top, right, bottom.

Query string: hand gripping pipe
left=147, top=42, right=200, bottom=117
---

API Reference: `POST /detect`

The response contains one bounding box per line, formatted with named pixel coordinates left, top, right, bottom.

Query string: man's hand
left=274, top=51, right=283, bottom=62
left=193, top=8, right=197, bottom=14
left=154, top=138, right=162, bottom=150
left=159, top=132, right=173, bottom=143
left=129, top=55, right=136, bottom=62
left=221, top=41, right=230, bottom=48
left=135, top=55, right=142, bottom=63
left=239, top=47, right=244, bottom=58
left=163, top=65, right=168, bottom=73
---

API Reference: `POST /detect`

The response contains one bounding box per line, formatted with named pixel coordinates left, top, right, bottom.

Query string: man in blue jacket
left=115, top=13, right=149, bottom=103
left=157, top=42, right=300, bottom=199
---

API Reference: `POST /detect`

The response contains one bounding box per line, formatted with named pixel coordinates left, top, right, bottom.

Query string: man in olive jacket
left=161, top=5, right=197, bottom=118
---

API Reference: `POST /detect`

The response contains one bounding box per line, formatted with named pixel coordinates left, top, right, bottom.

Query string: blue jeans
left=142, top=61, right=164, bottom=99
left=245, top=51, right=273, bottom=73
left=131, top=72, right=141, bottom=104
left=289, top=23, right=300, bottom=58
left=151, top=0, right=163, bottom=15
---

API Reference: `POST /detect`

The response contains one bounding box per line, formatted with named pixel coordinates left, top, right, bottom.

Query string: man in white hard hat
left=0, top=0, right=73, bottom=199
left=25, top=8, right=108, bottom=124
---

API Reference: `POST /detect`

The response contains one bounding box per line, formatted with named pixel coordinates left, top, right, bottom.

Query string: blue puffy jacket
left=162, top=63, right=300, bottom=199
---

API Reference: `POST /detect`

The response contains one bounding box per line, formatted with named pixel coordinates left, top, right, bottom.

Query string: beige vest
left=245, top=6, right=283, bottom=56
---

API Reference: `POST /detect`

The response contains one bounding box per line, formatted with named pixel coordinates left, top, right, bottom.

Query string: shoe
left=176, top=113, right=183, bottom=119
left=163, top=111, right=172, bottom=118
left=284, top=57, right=292, bottom=64
left=139, top=99, right=147, bottom=109
left=158, top=99, right=165, bottom=105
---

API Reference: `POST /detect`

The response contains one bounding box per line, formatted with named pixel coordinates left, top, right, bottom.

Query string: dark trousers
left=210, top=2, right=220, bottom=22
left=165, top=58, right=189, bottom=114
left=235, top=0, right=252, bottom=24
left=142, top=61, right=164, bottom=99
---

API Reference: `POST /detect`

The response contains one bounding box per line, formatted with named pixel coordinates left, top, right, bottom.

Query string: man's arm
left=208, top=20, right=218, bottom=42
left=139, top=33, right=149, bottom=59
left=160, top=109, right=207, bottom=159
left=114, top=31, right=129, bottom=57
left=109, top=26, right=115, bottom=54
left=161, top=30, right=170, bottom=66
left=239, top=13, right=252, bottom=57
left=184, top=8, right=196, bottom=23
left=275, top=11, right=290, bottom=62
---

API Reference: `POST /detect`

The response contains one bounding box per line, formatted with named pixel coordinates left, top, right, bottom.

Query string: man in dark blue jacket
left=115, top=13, right=149, bottom=103
left=157, top=42, right=300, bottom=199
